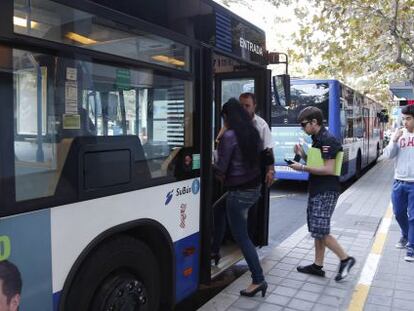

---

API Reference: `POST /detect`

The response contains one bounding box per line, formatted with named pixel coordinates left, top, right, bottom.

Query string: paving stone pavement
left=364, top=218, right=414, bottom=311
left=199, top=159, right=412, bottom=311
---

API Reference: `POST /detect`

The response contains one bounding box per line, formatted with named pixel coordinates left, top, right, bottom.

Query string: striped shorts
left=307, top=191, right=340, bottom=239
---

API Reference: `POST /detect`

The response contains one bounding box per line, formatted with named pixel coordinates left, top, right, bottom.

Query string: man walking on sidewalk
left=289, top=106, right=355, bottom=281
left=383, top=104, right=414, bottom=262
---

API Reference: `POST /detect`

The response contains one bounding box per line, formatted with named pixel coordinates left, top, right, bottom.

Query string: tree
left=215, top=0, right=414, bottom=100
left=220, top=0, right=294, bottom=7
left=293, top=0, right=414, bottom=100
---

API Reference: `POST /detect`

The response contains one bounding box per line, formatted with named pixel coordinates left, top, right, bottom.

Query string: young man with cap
left=289, top=106, right=355, bottom=281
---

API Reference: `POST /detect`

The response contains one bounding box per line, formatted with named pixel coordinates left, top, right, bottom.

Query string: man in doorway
left=383, top=104, right=414, bottom=261
left=289, top=106, right=355, bottom=281
left=0, top=261, right=22, bottom=311
left=239, top=92, right=274, bottom=188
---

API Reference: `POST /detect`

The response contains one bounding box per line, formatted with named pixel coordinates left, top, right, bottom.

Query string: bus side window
left=13, top=49, right=197, bottom=203
left=14, top=53, right=56, bottom=202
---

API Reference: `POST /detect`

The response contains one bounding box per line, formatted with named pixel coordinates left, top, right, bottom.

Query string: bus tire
left=355, top=152, right=362, bottom=179
left=64, top=235, right=160, bottom=311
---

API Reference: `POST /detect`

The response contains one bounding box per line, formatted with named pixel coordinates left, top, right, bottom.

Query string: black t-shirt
left=308, top=127, right=342, bottom=196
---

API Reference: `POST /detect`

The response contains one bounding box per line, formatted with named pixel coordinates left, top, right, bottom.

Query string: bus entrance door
left=210, top=68, right=271, bottom=278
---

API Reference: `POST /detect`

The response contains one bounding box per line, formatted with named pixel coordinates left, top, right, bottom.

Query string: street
left=267, top=180, right=309, bottom=248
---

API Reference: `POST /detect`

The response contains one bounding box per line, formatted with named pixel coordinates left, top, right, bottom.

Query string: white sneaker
left=405, top=247, right=414, bottom=262
left=396, top=237, right=408, bottom=249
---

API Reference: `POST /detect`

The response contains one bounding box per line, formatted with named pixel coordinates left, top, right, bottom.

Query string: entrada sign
left=239, top=37, right=263, bottom=56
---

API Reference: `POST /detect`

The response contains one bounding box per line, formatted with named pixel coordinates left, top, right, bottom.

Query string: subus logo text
left=176, top=186, right=192, bottom=196
left=165, top=180, right=200, bottom=206
left=239, top=38, right=263, bottom=56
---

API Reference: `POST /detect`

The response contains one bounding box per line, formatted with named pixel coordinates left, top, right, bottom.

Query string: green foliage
left=221, top=0, right=297, bottom=7
left=293, top=0, right=414, bottom=100
left=215, top=0, right=413, bottom=100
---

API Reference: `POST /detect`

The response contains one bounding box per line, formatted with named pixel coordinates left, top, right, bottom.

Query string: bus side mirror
left=273, top=74, right=291, bottom=106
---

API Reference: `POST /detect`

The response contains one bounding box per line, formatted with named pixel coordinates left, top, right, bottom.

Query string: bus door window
left=214, top=76, right=256, bottom=158
left=214, top=78, right=255, bottom=151
left=339, top=97, right=346, bottom=142
left=340, top=85, right=355, bottom=144
left=352, top=93, right=364, bottom=139
left=220, top=79, right=254, bottom=105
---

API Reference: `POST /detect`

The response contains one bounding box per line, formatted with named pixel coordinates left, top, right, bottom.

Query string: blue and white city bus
left=0, top=0, right=276, bottom=310
left=272, top=79, right=385, bottom=181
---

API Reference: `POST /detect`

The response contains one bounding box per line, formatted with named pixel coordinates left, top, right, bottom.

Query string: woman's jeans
left=391, top=179, right=414, bottom=247
left=213, top=185, right=264, bottom=284
left=211, top=198, right=227, bottom=254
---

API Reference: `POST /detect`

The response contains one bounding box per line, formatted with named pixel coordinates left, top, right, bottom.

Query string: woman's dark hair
left=401, top=104, right=414, bottom=117
left=221, top=98, right=261, bottom=167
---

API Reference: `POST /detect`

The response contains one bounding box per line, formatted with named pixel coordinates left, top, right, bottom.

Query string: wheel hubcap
left=95, top=273, right=149, bottom=311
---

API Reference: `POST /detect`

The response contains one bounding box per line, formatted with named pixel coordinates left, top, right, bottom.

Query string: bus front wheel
left=64, top=235, right=160, bottom=311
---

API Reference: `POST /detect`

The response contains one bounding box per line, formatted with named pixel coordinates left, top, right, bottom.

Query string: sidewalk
left=199, top=159, right=410, bottom=311
left=363, top=204, right=414, bottom=310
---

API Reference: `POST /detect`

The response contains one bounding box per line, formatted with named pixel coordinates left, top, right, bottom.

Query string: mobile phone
left=284, top=159, right=294, bottom=165
left=293, top=154, right=301, bottom=162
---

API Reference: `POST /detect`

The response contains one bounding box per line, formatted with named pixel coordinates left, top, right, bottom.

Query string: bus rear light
left=183, top=267, right=193, bottom=277
left=183, top=246, right=196, bottom=256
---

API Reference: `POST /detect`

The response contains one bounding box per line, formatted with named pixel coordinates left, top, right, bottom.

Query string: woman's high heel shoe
left=211, top=253, right=220, bottom=266
left=239, top=281, right=268, bottom=297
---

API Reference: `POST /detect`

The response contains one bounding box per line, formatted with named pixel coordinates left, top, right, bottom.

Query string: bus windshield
left=272, top=82, right=329, bottom=125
